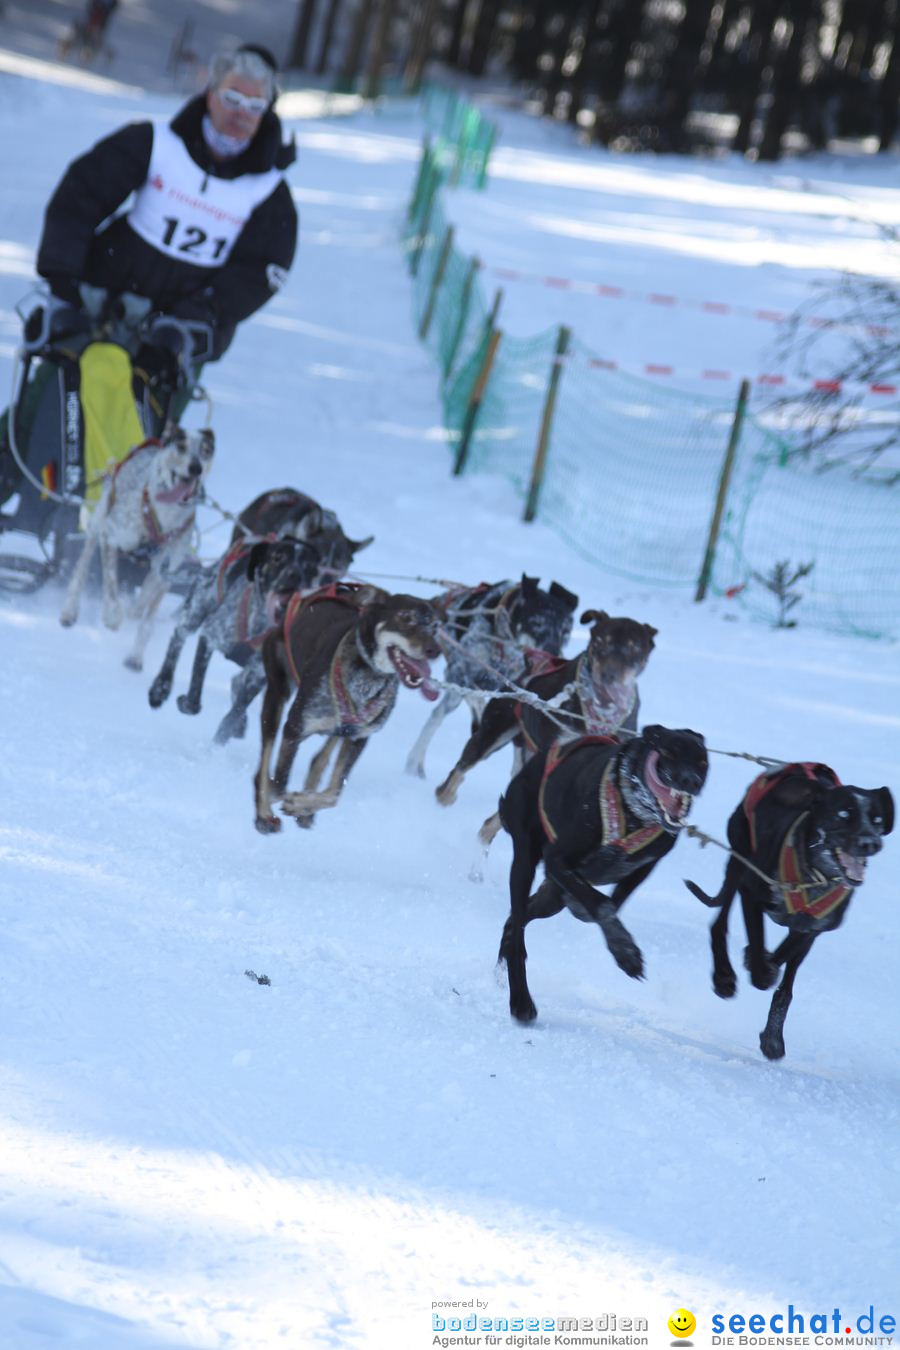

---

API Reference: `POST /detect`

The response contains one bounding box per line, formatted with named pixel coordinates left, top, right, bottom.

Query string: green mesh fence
left=402, top=158, right=899, bottom=640
left=711, top=449, right=900, bottom=640
left=421, top=85, right=496, bottom=189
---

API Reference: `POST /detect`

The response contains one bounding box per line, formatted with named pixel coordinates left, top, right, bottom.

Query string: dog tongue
left=156, top=479, right=196, bottom=505
left=837, top=849, right=866, bottom=883
left=406, top=653, right=440, bottom=701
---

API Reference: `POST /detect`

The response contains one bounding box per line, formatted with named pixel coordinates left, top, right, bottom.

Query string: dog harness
left=537, top=737, right=665, bottom=856
left=743, top=763, right=849, bottom=919
left=280, top=583, right=393, bottom=729
left=516, top=651, right=632, bottom=753
left=106, top=438, right=198, bottom=547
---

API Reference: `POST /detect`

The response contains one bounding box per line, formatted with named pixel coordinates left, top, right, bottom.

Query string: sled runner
left=0, top=285, right=213, bottom=595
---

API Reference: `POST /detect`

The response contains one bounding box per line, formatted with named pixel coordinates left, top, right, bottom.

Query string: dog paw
left=713, top=970, right=738, bottom=998
left=293, top=813, right=315, bottom=830
left=176, top=694, right=200, bottom=716
left=148, top=677, right=170, bottom=708
left=59, top=609, right=77, bottom=628
left=435, top=784, right=456, bottom=807
left=744, top=946, right=777, bottom=990
left=759, top=1029, right=786, bottom=1061
left=404, top=758, right=426, bottom=779
left=103, top=609, right=123, bottom=631
left=510, top=993, right=538, bottom=1024
left=123, top=653, right=143, bottom=673
left=254, top=814, right=282, bottom=835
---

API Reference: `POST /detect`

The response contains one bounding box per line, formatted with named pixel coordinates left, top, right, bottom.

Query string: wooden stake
left=695, top=378, right=751, bottom=601
left=524, top=325, right=571, bottom=522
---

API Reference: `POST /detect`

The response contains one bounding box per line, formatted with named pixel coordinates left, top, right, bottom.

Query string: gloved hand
left=44, top=274, right=83, bottom=307
left=134, top=338, right=183, bottom=391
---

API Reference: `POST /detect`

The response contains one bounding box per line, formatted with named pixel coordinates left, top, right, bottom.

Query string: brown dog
left=434, top=609, right=658, bottom=808
left=254, top=583, right=441, bottom=832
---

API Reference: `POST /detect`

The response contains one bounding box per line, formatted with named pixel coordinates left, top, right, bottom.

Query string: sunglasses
left=217, top=87, right=268, bottom=114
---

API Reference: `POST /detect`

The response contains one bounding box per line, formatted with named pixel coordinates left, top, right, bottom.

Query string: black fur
left=498, top=725, right=708, bottom=1023
left=685, top=764, right=894, bottom=1060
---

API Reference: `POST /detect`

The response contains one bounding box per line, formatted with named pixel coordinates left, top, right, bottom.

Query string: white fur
left=59, top=426, right=215, bottom=671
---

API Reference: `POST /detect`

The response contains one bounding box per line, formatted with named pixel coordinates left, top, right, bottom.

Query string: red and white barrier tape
left=481, top=262, right=893, bottom=340
left=553, top=350, right=900, bottom=398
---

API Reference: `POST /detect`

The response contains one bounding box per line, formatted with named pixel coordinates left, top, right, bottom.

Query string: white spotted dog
left=60, top=424, right=215, bottom=671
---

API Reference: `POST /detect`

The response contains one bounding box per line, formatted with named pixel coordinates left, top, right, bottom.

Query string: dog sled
left=0, top=284, right=213, bottom=596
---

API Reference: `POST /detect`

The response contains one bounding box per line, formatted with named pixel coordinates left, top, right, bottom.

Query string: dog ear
left=771, top=776, right=820, bottom=811
left=550, top=582, right=578, bottom=612
left=199, top=427, right=215, bottom=453
left=520, top=574, right=539, bottom=596
left=348, top=534, right=374, bottom=554
left=580, top=608, right=608, bottom=626
left=642, top=724, right=666, bottom=749
left=247, top=542, right=269, bottom=581
left=874, top=786, right=895, bottom=836
left=644, top=624, right=658, bottom=640
left=161, top=418, right=178, bottom=445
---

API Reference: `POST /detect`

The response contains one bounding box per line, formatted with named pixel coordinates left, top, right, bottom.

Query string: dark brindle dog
left=147, top=536, right=321, bottom=738
left=254, top=584, right=441, bottom=833
left=686, top=762, right=894, bottom=1060
left=230, top=486, right=373, bottom=573
left=435, top=610, right=657, bottom=809
left=498, top=725, right=708, bottom=1023
left=405, top=575, right=578, bottom=780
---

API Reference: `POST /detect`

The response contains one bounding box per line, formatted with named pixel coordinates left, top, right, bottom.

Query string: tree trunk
left=540, top=1, right=585, bottom=115
left=466, top=0, right=502, bottom=75
left=600, top=0, right=646, bottom=110
left=731, top=0, right=779, bottom=154
left=339, top=0, right=375, bottom=87
left=878, top=9, right=900, bottom=149
left=566, top=0, right=612, bottom=124
left=659, top=0, right=719, bottom=148
left=405, top=0, right=440, bottom=92
left=362, top=0, right=398, bottom=98
left=445, top=0, right=470, bottom=68
left=288, top=0, right=319, bottom=68
left=315, top=0, right=345, bottom=74
left=757, top=0, right=818, bottom=162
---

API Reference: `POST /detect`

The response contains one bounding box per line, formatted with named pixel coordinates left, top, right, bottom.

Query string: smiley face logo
left=668, top=1308, right=696, bottom=1339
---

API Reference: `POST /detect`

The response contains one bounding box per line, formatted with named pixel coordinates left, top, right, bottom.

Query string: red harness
left=281, top=583, right=390, bottom=729
left=743, top=763, right=850, bottom=919
left=536, top=735, right=658, bottom=851
left=108, top=439, right=197, bottom=547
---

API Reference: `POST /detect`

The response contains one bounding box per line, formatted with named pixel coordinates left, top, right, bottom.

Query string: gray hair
left=209, top=49, right=276, bottom=101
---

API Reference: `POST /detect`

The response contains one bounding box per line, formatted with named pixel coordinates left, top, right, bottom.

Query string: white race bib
left=127, top=123, right=283, bottom=268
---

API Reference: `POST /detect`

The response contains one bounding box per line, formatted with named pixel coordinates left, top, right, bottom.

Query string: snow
left=0, top=57, right=898, bottom=1350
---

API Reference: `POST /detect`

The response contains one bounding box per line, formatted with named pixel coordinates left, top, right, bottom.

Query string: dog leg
left=59, top=524, right=100, bottom=628
left=100, top=539, right=123, bottom=630
left=545, top=851, right=644, bottom=980
left=285, top=735, right=338, bottom=828
left=282, top=737, right=367, bottom=820
left=469, top=808, right=503, bottom=882
left=759, top=933, right=815, bottom=1060
left=254, top=649, right=291, bottom=833
left=435, top=712, right=518, bottom=806
left=124, top=574, right=166, bottom=672
left=740, top=890, right=777, bottom=990
left=708, top=859, right=740, bottom=998
left=501, top=827, right=544, bottom=1023
left=215, top=662, right=267, bottom=745
left=498, top=879, right=565, bottom=965
left=149, top=578, right=214, bottom=708
left=405, top=690, right=459, bottom=779
left=177, top=636, right=213, bottom=715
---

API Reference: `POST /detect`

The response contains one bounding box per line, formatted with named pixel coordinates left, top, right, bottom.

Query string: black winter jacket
left=37, top=95, right=298, bottom=359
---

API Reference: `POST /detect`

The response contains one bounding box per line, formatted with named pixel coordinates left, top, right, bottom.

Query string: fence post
left=476, top=123, right=496, bottom=189
left=695, top=377, right=750, bottom=602
left=409, top=171, right=438, bottom=276
left=407, top=136, right=432, bottom=222
left=419, top=225, right=455, bottom=340
left=452, top=288, right=504, bottom=477
left=524, top=325, right=571, bottom=523
left=443, top=254, right=479, bottom=378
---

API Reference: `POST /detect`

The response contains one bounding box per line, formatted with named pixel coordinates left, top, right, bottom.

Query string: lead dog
left=254, top=584, right=441, bottom=833
left=498, top=725, right=708, bottom=1023
left=686, top=762, right=893, bottom=1060
left=147, top=536, right=321, bottom=732
left=60, top=424, right=214, bottom=671
left=435, top=610, right=657, bottom=809
left=405, top=575, right=578, bottom=779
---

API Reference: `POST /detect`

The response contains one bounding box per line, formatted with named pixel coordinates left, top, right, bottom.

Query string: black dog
left=498, top=725, right=708, bottom=1023
left=405, top=575, right=578, bottom=779
left=435, top=610, right=657, bottom=808
left=686, top=762, right=894, bottom=1060
left=148, top=537, right=321, bottom=739
left=254, top=584, right=441, bottom=833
